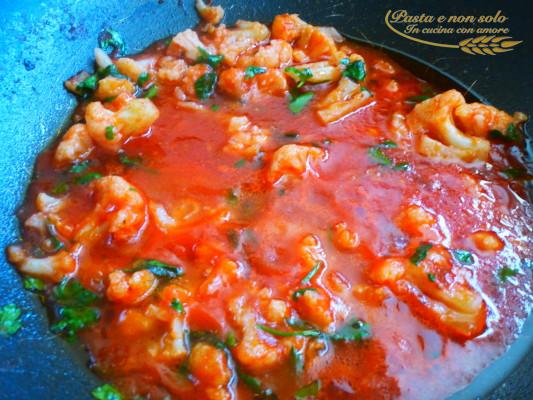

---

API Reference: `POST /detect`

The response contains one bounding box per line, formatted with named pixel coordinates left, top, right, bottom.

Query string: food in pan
left=7, top=5, right=531, bottom=400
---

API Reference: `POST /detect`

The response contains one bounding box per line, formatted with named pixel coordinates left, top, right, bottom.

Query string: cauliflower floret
left=7, top=244, right=77, bottom=282
left=106, top=269, right=158, bottom=304
left=295, top=25, right=338, bottom=61
left=115, top=57, right=147, bottom=81
left=24, top=193, right=69, bottom=235
left=76, top=176, right=147, bottom=243
left=241, top=39, right=293, bottom=68
left=178, top=64, right=212, bottom=99
left=213, top=20, right=270, bottom=66
left=115, top=98, right=160, bottom=136
left=224, top=116, right=270, bottom=159
left=316, top=77, right=373, bottom=124
left=268, top=144, right=327, bottom=184
left=95, top=76, right=135, bottom=100
left=157, top=56, right=188, bottom=83
left=54, top=124, right=94, bottom=166
left=195, top=0, right=225, bottom=25
left=406, top=90, right=491, bottom=162
left=271, top=14, right=307, bottom=42
left=189, top=343, right=232, bottom=400
left=368, top=246, right=487, bottom=340
left=85, top=101, right=121, bottom=151
left=172, top=29, right=213, bottom=61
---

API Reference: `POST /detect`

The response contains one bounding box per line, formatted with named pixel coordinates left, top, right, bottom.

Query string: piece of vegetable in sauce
left=285, top=66, right=313, bottom=87
left=289, top=92, right=314, bottom=114
left=51, top=306, right=100, bottom=341
left=300, top=262, right=321, bottom=285
left=105, top=126, right=115, bottom=140
left=127, top=259, right=184, bottom=279
left=330, top=318, right=372, bottom=342
left=142, top=85, right=159, bottom=99
left=427, top=273, right=437, bottom=282
left=195, top=72, right=218, bottom=100
left=498, top=266, right=518, bottom=283
left=51, top=181, right=69, bottom=195
left=410, top=244, right=433, bottom=265
left=118, top=152, right=143, bottom=167
left=195, top=47, right=224, bottom=68
left=452, top=249, right=474, bottom=265
left=244, top=66, right=267, bottom=79
left=257, top=324, right=322, bottom=338
left=295, top=379, right=321, bottom=399
left=91, top=383, right=123, bottom=400
left=53, top=279, right=100, bottom=307
left=0, top=304, right=23, bottom=336
left=136, top=72, right=150, bottom=87
left=238, top=371, right=277, bottom=399
left=488, top=123, right=522, bottom=143
left=74, top=172, right=102, bottom=185
left=69, top=160, right=90, bottom=174
left=23, top=276, right=46, bottom=292
left=98, top=28, right=126, bottom=56
left=368, top=146, right=393, bottom=166
left=225, top=331, right=237, bottom=348
left=342, top=60, right=366, bottom=82
left=171, top=298, right=184, bottom=313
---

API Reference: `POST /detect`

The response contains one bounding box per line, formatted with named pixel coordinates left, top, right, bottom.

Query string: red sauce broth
left=18, top=40, right=532, bottom=400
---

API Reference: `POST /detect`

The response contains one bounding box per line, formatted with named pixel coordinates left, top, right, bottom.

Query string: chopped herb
left=76, top=74, right=98, bottom=94
left=52, top=181, right=69, bottom=195
left=195, top=72, right=218, bottom=100
left=75, top=172, right=102, bottom=185
left=285, top=67, right=313, bottom=88
left=330, top=318, right=372, bottom=342
left=379, top=140, right=398, bottom=148
left=226, top=189, right=238, bottom=205
left=427, top=273, right=436, bottom=282
left=289, top=92, right=314, bottom=114
left=97, top=64, right=124, bottom=79
left=339, top=57, right=350, bottom=65
left=53, top=279, right=100, bottom=307
left=289, top=346, right=304, bottom=374
left=405, top=94, right=432, bottom=104
left=257, top=324, right=322, bottom=338
left=128, top=259, right=184, bottom=279
left=488, top=130, right=507, bottom=141
left=300, top=263, right=321, bottom=285
left=118, top=152, right=143, bottom=167
left=164, top=37, right=173, bottom=47
left=244, top=66, right=267, bottom=79
left=98, top=28, right=126, bottom=56
left=91, top=383, right=123, bottom=400
left=0, top=304, right=23, bottom=336
left=452, top=249, right=474, bottom=265
left=234, top=159, right=246, bottom=168
left=225, top=331, right=237, bottom=348
left=51, top=306, right=100, bottom=341
left=410, top=243, right=433, bottom=265
left=238, top=371, right=277, bottom=399
left=295, top=380, right=321, bottom=399
left=210, top=104, right=220, bottom=111
left=69, top=160, right=90, bottom=174
left=105, top=126, right=115, bottom=140
left=501, top=167, right=526, bottom=180
left=488, top=124, right=522, bottom=143
left=343, top=60, right=366, bottom=82
left=143, top=85, right=159, bottom=99
left=368, top=146, right=392, bottom=166
left=189, top=331, right=226, bottom=349
left=137, top=72, right=150, bottom=86
left=171, top=298, right=184, bottom=313
left=283, top=131, right=300, bottom=140
left=286, top=316, right=314, bottom=330
left=393, top=162, right=410, bottom=171
left=292, top=288, right=317, bottom=301
left=195, top=47, right=224, bottom=68
left=23, top=277, right=46, bottom=292
left=103, top=96, right=117, bottom=103
left=498, top=266, right=518, bottom=282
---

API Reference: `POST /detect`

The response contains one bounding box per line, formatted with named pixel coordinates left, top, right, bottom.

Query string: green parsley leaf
left=143, top=85, right=159, bottom=99
left=0, top=304, right=23, bottom=336
left=195, top=72, right=218, bottom=100
left=379, top=140, right=398, bottom=148
left=53, top=279, right=100, bottom=307
left=295, top=380, right=321, bottom=399
left=257, top=324, right=322, bottom=338
left=452, top=249, right=474, bottom=265
left=76, top=74, right=98, bottom=94
left=195, top=47, right=224, bottom=68
left=289, top=92, right=314, bottom=114
left=410, top=243, right=433, bottom=265
left=498, top=266, right=518, bottom=282
left=234, top=159, right=246, bottom=168
left=488, top=124, right=522, bottom=143
left=137, top=72, right=150, bottom=87
left=118, top=152, right=143, bottom=167
left=339, top=57, right=350, bottom=65
left=292, top=288, right=317, bottom=301
left=330, top=318, right=371, bottom=342
left=238, top=371, right=277, bottom=399
left=427, top=273, right=436, bottom=282
left=69, top=160, right=90, bottom=174
left=285, top=67, right=313, bottom=88
left=105, top=126, right=115, bottom=140
left=51, top=306, right=100, bottom=340
left=75, top=172, right=102, bottom=185
left=289, top=346, right=304, bottom=374
left=368, top=146, right=392, bottom=166
left=300, top=263, right=321, bottom=285
left=91, top=383, right=123, bottom=400
left=96, top=64, right=125, bottom=80
left=210, top=104, right=220, bottom=111
left=98, top=28, right=126, bottom=56
left=23, top=277, right=46, bottom=292
left=343, top=60, right=366, bottom=82
left=393, top=162, right=410, bottom=171
left=405, top=94, right=432, bottom=104
left=244, top=66, right=267, bottom=79
left=171, top=298, right=184, bottom=313
left=128, top=259, right=184, bottom=279
left=225, top=331, right=237, bottom=348
left=52, top=181, right=69, bottom=195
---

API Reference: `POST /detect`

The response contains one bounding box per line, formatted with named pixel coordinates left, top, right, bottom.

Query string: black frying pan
left=0, top=0, right=531, bottom=398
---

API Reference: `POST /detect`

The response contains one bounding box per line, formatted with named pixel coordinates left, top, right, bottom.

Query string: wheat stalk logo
left=458, top=36, right=522, bottom=55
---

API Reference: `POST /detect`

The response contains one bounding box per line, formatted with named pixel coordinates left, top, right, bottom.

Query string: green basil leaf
left=195, top=47, right=224, bottom=68
left=0, top=304, right=23, bottom=336
left=195, top=72, right=218, bottom=100
left=368, top=146, right=392, bottom=166
left=300, top=263, right=321, bottom=285
left=289, top=92, right=314, bottom=114
left=75, top=172, right=102, bottom=185
left=330, top=318, right=371, bottom=342
left=295, top=380, right=321, bottom=399
left=53, top=279, right=100, bottom=307
left=343, top=60, right=366, bottom=82
left=245, top=66, right=267, bottom=79
left=69, top=160, right=90, bottom=174
left=92, top=384, right=123, bottom=400
left=410, top=243, right=433, bottom=265
left=137, top=72, right=150, bottom=86
left=127, top=259, right=184, bottom=279
left=285, top=67, right=313, bottom=87
left=452, top=249, right=474, bottom=265
left=257, top=324, right=322, bottom=338
left=98, top=28, right=126, bottom=56
left=23, top=277, right=46, bottom=292
left=498, top=266, right=518, bottom=282
left=51, top=306, right=100, bottom=340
